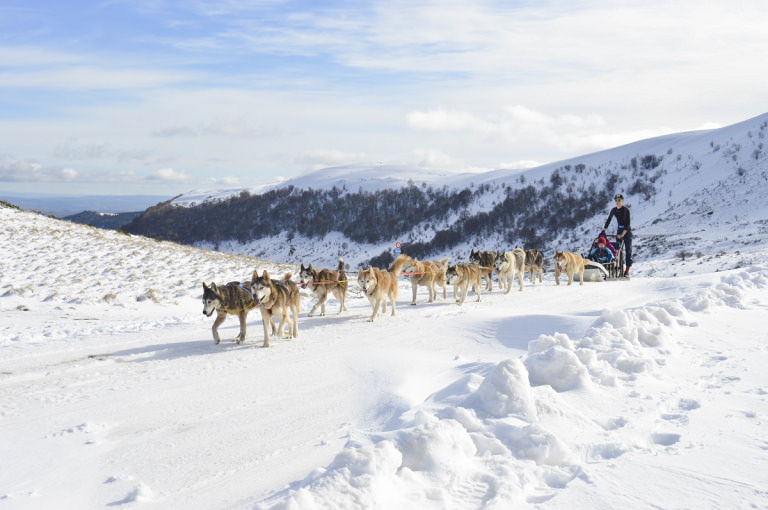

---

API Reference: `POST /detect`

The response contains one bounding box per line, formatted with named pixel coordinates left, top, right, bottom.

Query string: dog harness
left=303, top=271, right=347, bottom=289
left=218, top=283, right=256, bottom=315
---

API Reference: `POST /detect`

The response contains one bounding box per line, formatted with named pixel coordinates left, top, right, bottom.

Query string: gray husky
left=469, top=249, right=498, bottom=291
left=524, top=249, right=544, bottom=284
left=202, top=281, right=256, bottom=344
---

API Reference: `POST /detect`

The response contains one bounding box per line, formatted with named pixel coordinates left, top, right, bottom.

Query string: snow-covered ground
left=1, top=205, right=767, bottom=509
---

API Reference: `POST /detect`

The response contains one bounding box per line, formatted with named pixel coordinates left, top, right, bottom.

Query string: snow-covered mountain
left=2, top=184, right=767, bottom=508
left=128, top=112, right=768, bottom=276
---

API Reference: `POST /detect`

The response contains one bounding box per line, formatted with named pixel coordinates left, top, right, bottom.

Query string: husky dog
left=446, top=263, right=488, bottom=305
left=469, top=249, right=498, bottom=291
left=494, top=248, right=526, bottom=294
left=251, top=270, right=301, bottom=347
left=554, top=251, right=587, bottom=286
left=357, top=254, right=408, bottom=322
left=202, top=281, right=256, bottom=345
left=298, top=257, right=348, bottom=316
left=401, top=255, right=451, bottom=305
left=524, top=249, right=544, bottom=284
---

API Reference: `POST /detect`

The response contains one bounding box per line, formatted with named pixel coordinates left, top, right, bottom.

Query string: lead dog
left=446, top=263, right=489, bottom=305
left=554, top=251, right=587, bottom=286
left=357, top=254, right=408, bottom=321
left=525, top=249, right=544, bottom=284
left=202, top=281, right=256, bottom=345
left=298, top=257, right=348, bottom=316
left=402, top=255, right=451, bottom=304
left=494, top=248, right=526, bottom=293
left=251, top=270, right=301, bottom=347
left=469, top=249, right=498, bottom=291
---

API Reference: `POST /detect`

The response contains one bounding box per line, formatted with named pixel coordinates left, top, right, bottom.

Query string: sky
left=1, top=0, right=768, bottom=196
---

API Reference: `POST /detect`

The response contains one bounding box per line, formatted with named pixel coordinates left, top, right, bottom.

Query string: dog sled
left=582, top=234, right=627, bottom=282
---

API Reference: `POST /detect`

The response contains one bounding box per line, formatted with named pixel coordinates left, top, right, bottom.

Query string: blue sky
left=1, top=0, right=767, bottom=196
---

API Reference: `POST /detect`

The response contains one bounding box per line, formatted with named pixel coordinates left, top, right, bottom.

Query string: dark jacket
left=604, top=206, right=631, bottom=234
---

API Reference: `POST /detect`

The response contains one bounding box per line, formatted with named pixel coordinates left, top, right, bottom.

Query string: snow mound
left=263, top=265, right=768, bottom=508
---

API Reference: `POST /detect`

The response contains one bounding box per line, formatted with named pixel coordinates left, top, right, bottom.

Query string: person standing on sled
left=602, top=193, right=632, bottom=277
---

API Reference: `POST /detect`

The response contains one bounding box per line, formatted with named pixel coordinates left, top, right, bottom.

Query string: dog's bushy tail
left=337, top=258, right=348, bottom=291
left=388, top=253, right=409, bottom=277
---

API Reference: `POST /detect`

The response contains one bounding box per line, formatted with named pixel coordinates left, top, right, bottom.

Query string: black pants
left=619, top=230, right=633, bottom=268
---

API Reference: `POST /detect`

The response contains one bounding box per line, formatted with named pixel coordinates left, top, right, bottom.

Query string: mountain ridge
left=120, top=112, right=768, bottom=273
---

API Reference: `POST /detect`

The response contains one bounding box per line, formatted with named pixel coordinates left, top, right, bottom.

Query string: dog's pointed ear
left=251, top=270, right=259, bottom=282
left=262, top=269, right=270, bottom=279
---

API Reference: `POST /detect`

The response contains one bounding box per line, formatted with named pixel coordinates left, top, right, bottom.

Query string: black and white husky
left=202, top=281, right=256, bottom=344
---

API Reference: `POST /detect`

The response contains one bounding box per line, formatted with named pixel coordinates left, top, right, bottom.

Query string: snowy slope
left=170, top=113, right=768, bottom=276
left=1, top=203, right=767, bottom=509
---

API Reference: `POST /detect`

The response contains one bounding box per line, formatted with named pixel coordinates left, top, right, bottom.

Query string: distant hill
left=123, top=112, right=768, bottom=270
left=64, top=210, right=143, bottom=229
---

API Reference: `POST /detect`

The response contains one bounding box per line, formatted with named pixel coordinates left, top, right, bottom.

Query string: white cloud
left=411, top=149, right=463, bottom=169
left=0, top=157, right=73, bottom=182
left=500, top=160, right=541, bottom=171
left=61, top=168, right=78, bottom=180
left=407, top=109, right=493, bottom=133
left=407, top=105, right=610, bottom=152
left=151, top=122, right=275, bottom=139
left=209, top=176, right=241, bottom=186
left=408, top=106, right=605, bottom=137
left=148, top=168, right=191, bottom=182
left=296, top=150, right=370, bottom=170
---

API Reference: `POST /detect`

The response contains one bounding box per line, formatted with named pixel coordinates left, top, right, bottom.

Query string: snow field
left=1, top=206, right=767, bottom=509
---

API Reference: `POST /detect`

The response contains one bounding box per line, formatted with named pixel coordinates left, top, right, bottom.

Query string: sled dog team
left=202, top=248, right=588, bottom=347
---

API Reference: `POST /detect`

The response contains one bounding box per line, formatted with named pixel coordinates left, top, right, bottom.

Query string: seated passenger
left=588, top=236, right=616, bottom=264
